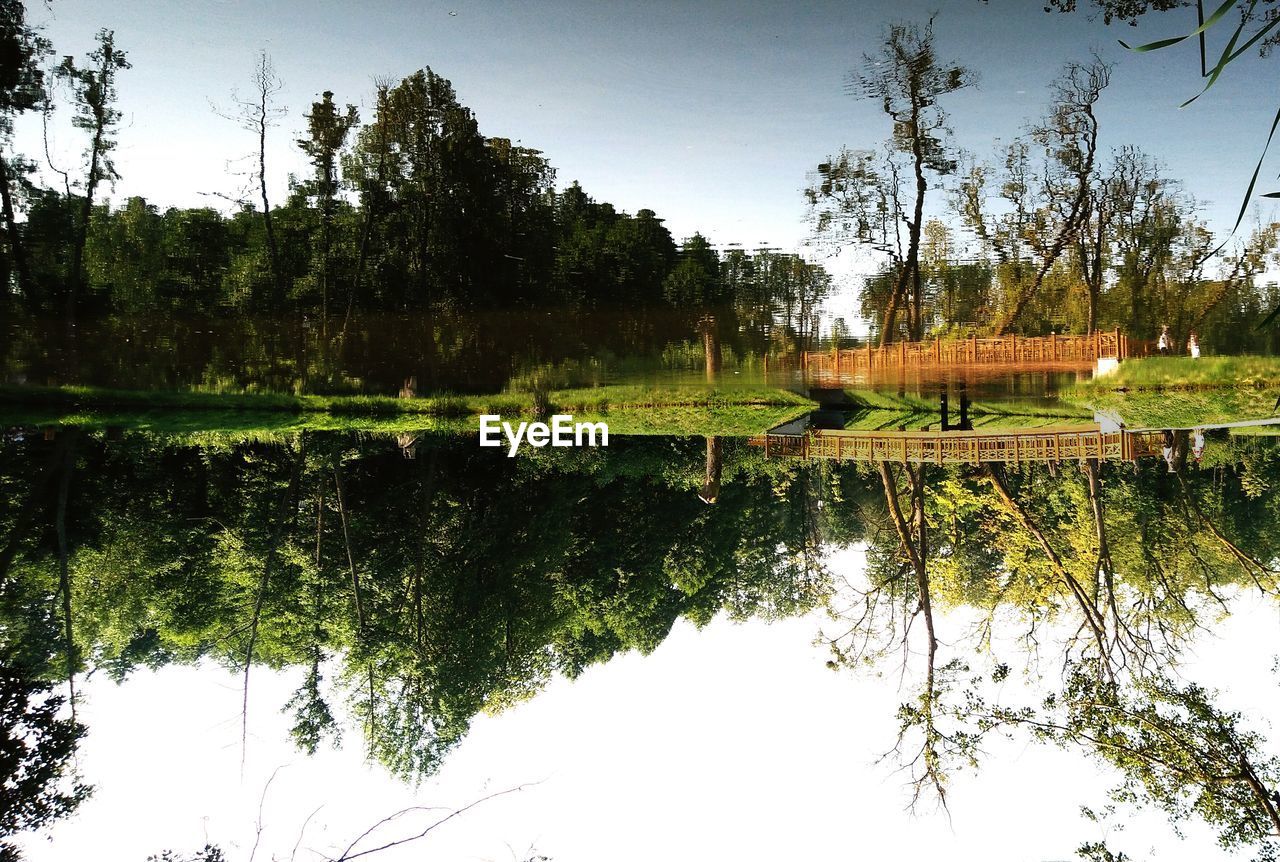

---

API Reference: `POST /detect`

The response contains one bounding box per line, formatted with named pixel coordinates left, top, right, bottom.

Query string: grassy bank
left=0, top=383, right=815, bottom=437
left=1065, top=355, right=1280, bottom=427
left=1077, top=355, right=1280, bottom=391
left=838, top=408, right=1092, bottom=432
left=1068, top=387, right=1279, bottom=430
left=0, top=383, right=812, bottom=415
left=835, top=388, right=1088, bottom=420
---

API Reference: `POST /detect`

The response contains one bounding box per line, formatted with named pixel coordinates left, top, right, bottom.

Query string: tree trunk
left=905, top=92, right=928, bottom=342
left=240, top=447, right=300, bottom=769
left=54, top=431, right=78, bottom=718
left=700, top=437, right=723, bottom=504
left=67, top=120, right=105, bottom=325
left=879, top=461, right=944, bottom=804
left=701, top=313, right=721, bottom=382
left=257, top=82, right=281, bottom=305
left=259, top=146, right=280, bottom=302
left=320, top=196, right=331, bottom=349
left=880, top=277, right=904, bottom=348
left=0, top=153, right=33, bottom=302
left=984, top=464, right=1111, bottom=667
left=333, top=453, right=367, bottom=629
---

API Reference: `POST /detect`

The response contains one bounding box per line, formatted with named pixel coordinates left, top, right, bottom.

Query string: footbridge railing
left=748, top=424, right=1167, bottom=466
left=769, top=329, right=1146, bottom=380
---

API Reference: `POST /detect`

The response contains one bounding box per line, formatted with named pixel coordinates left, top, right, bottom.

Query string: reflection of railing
left=769, top=329, right=1147, bottom=380
left=749, top=425, right=1167, bottom=465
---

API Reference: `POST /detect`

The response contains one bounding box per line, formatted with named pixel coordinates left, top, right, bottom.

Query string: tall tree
left=220, top=52, right=285, bottom=306
left=55, top=28, right=129, bottom=322
left=351, top=68, right=494, bottom=308
left=0, top=669, right=91, bottom=859
left=0, top=0, right=49, bottom=302
left=958, top=59, right=1111, bottom=334
left=298, top=90, right=358, bottom=341
left=807, top=21, right=972, bottom=344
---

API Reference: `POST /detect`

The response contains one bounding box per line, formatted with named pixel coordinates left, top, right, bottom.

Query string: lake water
left=4, top=419, right=1280, bottom=860
left=9, top=0, right=1280, bottom=856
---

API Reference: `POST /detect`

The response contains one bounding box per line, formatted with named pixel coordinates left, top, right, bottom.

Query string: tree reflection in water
left=1, top=427, right=1278, bottom=857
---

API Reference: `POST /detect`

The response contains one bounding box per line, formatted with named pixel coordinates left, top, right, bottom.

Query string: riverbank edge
left=1073, top=355, right=1280, bottom=392
left=0, top=383, right=823, bottom=437
left=0, top=383, right=816, bottom=416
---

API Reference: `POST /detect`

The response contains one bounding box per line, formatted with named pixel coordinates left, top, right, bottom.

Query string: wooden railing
left=748, top=425, right=1167, bottom=465
left=769, top=329, right=1144, bottom=379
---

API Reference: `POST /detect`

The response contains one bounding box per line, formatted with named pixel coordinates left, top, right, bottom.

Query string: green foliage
left=1076, top=355, right=1280, bottom=389
left=0, top=38, right=833, bottom=365
left=1036, top=663, right=1280, bottom=858
left=0, top=0, right=48, bottom=133
left=0, top=669, right=91, bottom=857
left=806, top=21, right=972, bottom=342
left=0, top=431, right=837, bottom=785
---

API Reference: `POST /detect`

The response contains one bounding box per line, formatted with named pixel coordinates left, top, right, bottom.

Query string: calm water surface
left=3, top=423, right=1280, bottom=859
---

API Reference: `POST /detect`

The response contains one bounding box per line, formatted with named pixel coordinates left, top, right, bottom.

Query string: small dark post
left=940, top=388, right=950, bottom=431
left=959, top=384, right=971, bottom=431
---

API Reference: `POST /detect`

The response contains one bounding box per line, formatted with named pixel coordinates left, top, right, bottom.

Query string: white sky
left=16, top=545, right=1280, bottom=862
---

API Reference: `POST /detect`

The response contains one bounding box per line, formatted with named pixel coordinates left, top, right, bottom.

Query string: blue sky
left=17, top=1, right=1277, bottom=264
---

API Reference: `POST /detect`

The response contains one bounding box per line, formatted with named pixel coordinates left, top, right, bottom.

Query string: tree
left=0, top=0, right=49, bottom=303
left=0, top=668, right=91, bottom=859
left=55, top=28, right=129, bottom=322
left=350, top=68, right=494, bottom=309
left=807, top=21, right=972, bottom=344
left=663, top=234, right=723, bottom=377
left=958, top=59, right=1111, bottom=334
left=1039, top=664, right=1280, bottom=855
left=218, top=52, right=286, bottom=307
left=662, top=233, right=721, bottom=308
left=1041, top=1, right=1280, bottom=328
left=298, top=91, right=358, bottom=341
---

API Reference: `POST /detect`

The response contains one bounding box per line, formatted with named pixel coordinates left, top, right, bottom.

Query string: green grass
left=0, top=383, right=811, bottom=414
left=1065, top=355, right=1280, bottom=428
left=1068, top=387, right=1279, bottom=429
left=832, top=389, right=1088, bottom=420
left=1077, top=355, right=1280, bottom=390
left=1222, top=422, right=1280, bottom=436
left=0, top=383, right=815, bottom=437
left=834, top=408, right=1087, bottom=432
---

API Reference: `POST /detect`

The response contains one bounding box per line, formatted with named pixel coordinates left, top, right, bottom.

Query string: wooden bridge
left=768, top=329, right=1144, bottom=381
left=748, top=424, right=1167, bottom=466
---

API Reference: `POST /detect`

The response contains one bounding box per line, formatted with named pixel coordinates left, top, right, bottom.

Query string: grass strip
left=0, top=384, right=815, bottom=437
left=1075, top=355, right=1280, bottom=391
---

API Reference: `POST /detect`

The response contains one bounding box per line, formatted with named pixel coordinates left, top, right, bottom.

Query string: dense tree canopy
left=809, top=18, right=1280, bottom=352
